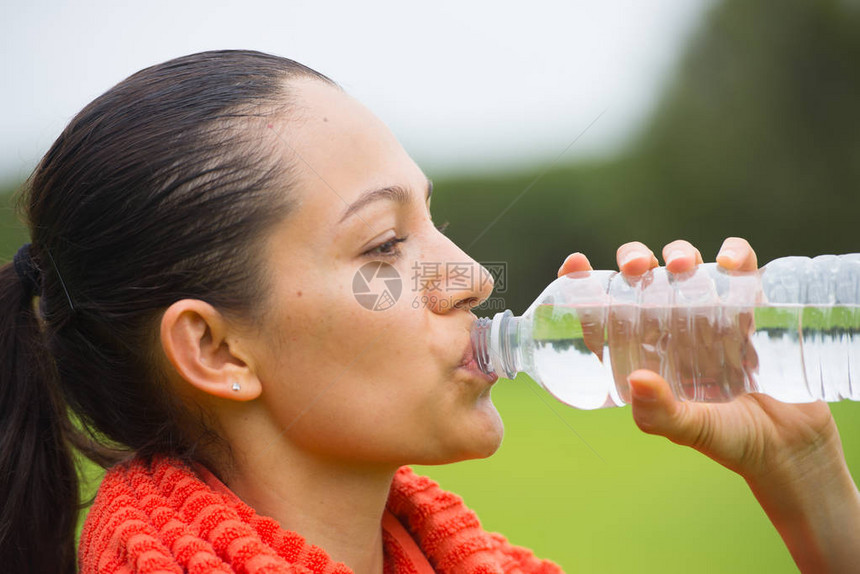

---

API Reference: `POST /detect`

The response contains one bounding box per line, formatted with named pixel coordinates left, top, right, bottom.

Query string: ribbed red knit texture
left=79, top=454, right=564, bottom=574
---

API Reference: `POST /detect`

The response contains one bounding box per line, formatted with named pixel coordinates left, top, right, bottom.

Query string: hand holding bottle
left=558, top=238, right=860, bottom=573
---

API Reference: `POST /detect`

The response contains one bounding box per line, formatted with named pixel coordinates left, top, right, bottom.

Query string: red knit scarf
left=79, top=454, right=563, bottom=574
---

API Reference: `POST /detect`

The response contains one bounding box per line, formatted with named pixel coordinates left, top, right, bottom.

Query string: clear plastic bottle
left=471, top=254, right=860, bottom=409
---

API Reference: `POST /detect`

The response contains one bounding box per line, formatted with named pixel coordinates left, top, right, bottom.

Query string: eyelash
left=362, top=235, right=408, bottom=259
left=360, top=222, right=450, bottom=260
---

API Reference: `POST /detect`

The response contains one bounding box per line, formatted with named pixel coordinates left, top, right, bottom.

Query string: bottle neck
left=472, top=310, right=521, bottom=379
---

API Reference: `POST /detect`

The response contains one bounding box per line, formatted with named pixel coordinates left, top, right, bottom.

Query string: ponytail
left=0, top=261, right=78, bottom=573
left=0, top=49, right=337, bottom=570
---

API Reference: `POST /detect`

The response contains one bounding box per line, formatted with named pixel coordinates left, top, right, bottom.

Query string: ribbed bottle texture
left=472, top=254, right=860, bottom=409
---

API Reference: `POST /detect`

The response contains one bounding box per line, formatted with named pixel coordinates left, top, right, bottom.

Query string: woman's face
left=245, top=79, right=502, bottom=467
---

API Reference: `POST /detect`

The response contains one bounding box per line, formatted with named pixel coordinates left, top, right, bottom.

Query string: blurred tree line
left=431, top=0, right=860, bottom=313
left=2, top=0, right=859, bottom=315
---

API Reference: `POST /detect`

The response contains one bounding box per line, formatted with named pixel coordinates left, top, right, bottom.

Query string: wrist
left=746, top=423, right=845, bottom=491
left=745, top=429, right=860, bottom=572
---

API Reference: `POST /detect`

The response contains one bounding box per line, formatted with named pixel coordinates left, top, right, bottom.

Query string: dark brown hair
left=0, top=49, right=335, bottom=573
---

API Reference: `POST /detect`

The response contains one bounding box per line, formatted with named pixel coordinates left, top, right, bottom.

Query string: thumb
left=627, top=369, right=710, bottom=449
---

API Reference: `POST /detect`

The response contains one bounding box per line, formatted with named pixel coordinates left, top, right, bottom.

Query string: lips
left=459, top=337, right=498, bottom=384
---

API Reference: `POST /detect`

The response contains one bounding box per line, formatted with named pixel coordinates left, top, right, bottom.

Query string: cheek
left=344, top=303, right=441, bottom=390
left=258, top=276, right=441, bottom=408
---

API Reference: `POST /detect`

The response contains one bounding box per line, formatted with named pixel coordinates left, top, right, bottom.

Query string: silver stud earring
left=231, top=381, right=241, bottom=392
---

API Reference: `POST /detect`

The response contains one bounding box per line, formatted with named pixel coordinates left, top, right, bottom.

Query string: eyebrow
left=338, top=179, right=434, bottom=224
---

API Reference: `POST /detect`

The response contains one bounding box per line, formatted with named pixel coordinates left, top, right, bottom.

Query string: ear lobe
left=159, top=299, right=262, bottom=401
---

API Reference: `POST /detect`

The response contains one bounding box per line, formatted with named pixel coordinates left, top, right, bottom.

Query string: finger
left=627, top=369, right=711, bottom=450
left=662, top=240, right=704, bottom=274
left=617, top=242, right=659, bottom=277
left=557, top=252, right=593, bottom=277
left=716, top=237, right=758, bottom=272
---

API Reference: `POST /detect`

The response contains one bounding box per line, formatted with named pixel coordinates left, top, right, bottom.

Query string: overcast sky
left=1, top=0, right=711, bottom=182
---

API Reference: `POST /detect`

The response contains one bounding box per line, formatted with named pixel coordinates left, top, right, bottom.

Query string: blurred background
left=2, top=0, right=859, bottom=571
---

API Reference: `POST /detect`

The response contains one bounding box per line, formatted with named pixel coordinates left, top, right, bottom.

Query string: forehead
left=274, top=79, right=425, bottom=223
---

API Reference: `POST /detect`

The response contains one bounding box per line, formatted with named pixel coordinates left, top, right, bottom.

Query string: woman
left=0, top=50, right=857, bottom=574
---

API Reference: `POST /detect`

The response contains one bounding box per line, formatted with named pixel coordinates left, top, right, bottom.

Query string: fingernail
left=558, top=253, right=575, bottom=274
left=665, top=249, right=685, bottom=265
left=620, top=251, right=641, bottom=268
left=718, top=248, right=738, bottom=263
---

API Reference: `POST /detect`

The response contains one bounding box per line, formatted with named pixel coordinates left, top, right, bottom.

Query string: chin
left=410, top=394, right=506, bottom=465
left=473, top=415, right=505, bottom=459
left=412, top=416, right=505, bottom=466
left=466, top=435, right=503, bottom=461
left=467, top=393, right=504, bottom=456
left=449, top=407, right=506, bottom=463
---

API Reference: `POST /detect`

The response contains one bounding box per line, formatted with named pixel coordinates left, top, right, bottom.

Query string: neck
left=215, top=424, right=397, bottom=574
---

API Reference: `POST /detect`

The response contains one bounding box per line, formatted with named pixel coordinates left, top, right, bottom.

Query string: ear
left=159, top=299, right=262, bottom=402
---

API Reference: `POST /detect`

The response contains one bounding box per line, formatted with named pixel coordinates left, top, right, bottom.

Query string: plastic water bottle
left=471, top=254, right=860, bottom=409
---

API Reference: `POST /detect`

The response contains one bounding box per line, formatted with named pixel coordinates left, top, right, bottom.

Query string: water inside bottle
left=530, top=303, right=860, bottom=409
left=756, top=305, right=860, bottom=403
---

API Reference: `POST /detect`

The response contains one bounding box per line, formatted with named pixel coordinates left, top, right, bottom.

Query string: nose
left=414, top=234, right=494, bottom=314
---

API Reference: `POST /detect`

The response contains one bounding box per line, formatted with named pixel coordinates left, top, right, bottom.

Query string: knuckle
left=688, top=408, right=714, bottom=450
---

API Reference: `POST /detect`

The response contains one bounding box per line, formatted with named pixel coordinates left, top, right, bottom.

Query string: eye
left=362, top=235, right=408, bottom=259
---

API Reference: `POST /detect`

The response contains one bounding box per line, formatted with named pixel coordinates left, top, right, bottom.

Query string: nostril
left=455, top=297, right=479, bottom=310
